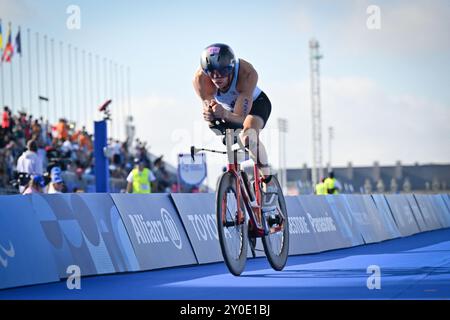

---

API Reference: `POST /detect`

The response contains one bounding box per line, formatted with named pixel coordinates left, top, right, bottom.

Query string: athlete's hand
left=211, top=103, right=226, bottom=119
left=202, top=101, right=214, bottom=122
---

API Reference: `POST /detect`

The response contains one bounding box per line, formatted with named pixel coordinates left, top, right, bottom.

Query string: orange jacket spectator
left=71, top=130, right=81, bottom=143
left=56, top=120, right=68, bottom=140
left=2, top=108, right=10, bottom=129
left=79, top=133, right=93, bottom=152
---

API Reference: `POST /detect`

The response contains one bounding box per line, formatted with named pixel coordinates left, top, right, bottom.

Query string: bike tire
left=261, top=175, right=289, bottom=271
left=216, top=171, right=248, bottom=276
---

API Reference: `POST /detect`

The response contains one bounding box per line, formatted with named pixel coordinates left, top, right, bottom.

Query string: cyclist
left=193, top=43, right=273, bottom=182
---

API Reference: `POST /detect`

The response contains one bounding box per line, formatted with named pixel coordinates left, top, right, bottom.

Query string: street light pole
left=328, top=126, right=334, bottom=173
left=278, top=118, right=288, bottom=194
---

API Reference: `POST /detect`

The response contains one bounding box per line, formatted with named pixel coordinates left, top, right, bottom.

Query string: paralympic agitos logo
left=0, top=241, right=15, bottom=268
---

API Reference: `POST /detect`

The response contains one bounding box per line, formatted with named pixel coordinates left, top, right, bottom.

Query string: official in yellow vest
left=315, top=178, right=328, bottom=195
left=126, top=158, right=157, bottom=194
left=324, top=172, right=339, bottom=195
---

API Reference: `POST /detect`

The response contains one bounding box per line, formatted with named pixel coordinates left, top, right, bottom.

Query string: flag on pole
left=15, top=27, right=21, bottom=56
left=0, top=20, right=3, bottom=51
left=1, top=23, right=14, bottom=63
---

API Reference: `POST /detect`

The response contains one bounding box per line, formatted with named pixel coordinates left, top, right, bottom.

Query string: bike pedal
left=268, top=214, right=282, bottom=227
left=224, top=221, right=236, bottom=227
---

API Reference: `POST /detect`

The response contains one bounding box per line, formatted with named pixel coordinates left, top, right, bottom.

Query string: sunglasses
left=205, top=66, right=233, bottom=78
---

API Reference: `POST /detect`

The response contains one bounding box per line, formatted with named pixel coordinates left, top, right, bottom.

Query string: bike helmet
left=200, top=43, right=236, bottom=77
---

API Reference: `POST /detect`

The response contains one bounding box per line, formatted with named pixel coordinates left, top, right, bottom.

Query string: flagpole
left=0, top=57, right=4, bottom=108
left=9, top=23, right=15, bottom=113
left=115, top=62, right=120, bottom=140
left=103, top=57, right=107, bottom=103
left=51, top=38, right=56, bottom=123
left=127, top=65, right=131, bottom=119
left=110, top=60, right=114, bottom=139
left=114, top=62, right=119, bottom=140
left=0, top=19, right=4, bottom=107
left=88, top=52, right=93, bottom=132
left=103, top=57, right=108, bottom=139
left=95, top=54, right=100, bottom=107
left=120, top=64, right=125, bottom=142
left=18, top=27, right=24, bottom=112
left=68, top=44, right=72, bottom=122
left=44, top=35, right=49, bottom=120
left=74, top=46, right=79, bottom=128
left=27, top=28, right=32, bottom=116
left=36, top=32, right=41, bottom=118
left=82, top=50, right=87, bottom=129
left=110, top=60, right=115, bottom=139
left=59, top=41, right=65, bottom=121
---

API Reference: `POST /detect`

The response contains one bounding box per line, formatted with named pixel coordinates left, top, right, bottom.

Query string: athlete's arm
left=223, top=61, right=258, bottom=125
left=193, top=68, right=217, bottom=122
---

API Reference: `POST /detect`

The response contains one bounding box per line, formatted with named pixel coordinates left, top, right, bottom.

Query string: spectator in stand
left=31, top=119, right=42, bottom=140
left=153, top=155, right=171, bottom=193
left=56, top=118, right=69, bottom=141
left=48, top=174, right=64, bottom=194
left=2, top=106, right=10, bottom=134
left=1, top=108, right=174, bottom=195
left=23, top=175, right=46, bottom=194
left=0, top=149, right=8, bottom=187
left=16, top=139, right=43, bottom=193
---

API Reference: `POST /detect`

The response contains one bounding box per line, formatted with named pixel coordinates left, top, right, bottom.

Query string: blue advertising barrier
left=285, top=197, right=322, bottom=254
left=343, top=195, right=392, bottom=243
left=404, top=194, right=430, bottom=232
left=384, top=195, right=421, bottom=236
left=73, top=194, right=140, bottom=273
left=297, top=195, right=353, bottom=251
left=2, top=192, right=450, bottom=291
left=171, top=193, right=226, bottom=263
left=361, top=195, right=398, bottom=241
left=431, top=195, right=450, bottom=228
left=414, top=194, right=442, bottom=230
left=442, top=194, right=450, bottom=218
left=29, top=193, right=139, bottom=279
left=325, top=196, right=365, bottom=246
left=371, top=195, right=402, bottom=238
left=0, top=196, right=59, bottom=289
left=111, top=194, right=198, bottom=271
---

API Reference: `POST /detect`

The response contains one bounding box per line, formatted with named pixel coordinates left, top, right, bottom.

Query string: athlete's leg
left=239, top=115, right=272, bottom=177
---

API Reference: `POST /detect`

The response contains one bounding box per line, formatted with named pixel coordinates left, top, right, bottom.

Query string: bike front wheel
left=261, top=175, right=289, bottom=271
left=216, top=172, right=248, bottom=276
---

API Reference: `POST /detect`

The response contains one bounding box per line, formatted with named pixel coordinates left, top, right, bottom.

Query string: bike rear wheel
left=216, top=172, right=248, bottom=276
left=261, top=175, right=289, bottom=271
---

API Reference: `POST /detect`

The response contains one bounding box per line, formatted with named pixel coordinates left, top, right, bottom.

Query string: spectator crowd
left=0, top=106, right=175, bottom=194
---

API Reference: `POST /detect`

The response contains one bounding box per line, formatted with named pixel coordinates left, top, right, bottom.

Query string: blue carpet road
left=1, top=228, right=450, bottom=299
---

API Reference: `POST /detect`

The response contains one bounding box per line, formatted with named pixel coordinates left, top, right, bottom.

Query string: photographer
left=16, top=140, right=43, bottom=193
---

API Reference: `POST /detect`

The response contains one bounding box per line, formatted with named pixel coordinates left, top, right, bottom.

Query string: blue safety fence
left=110, top=193, right=198, bottom=270
left=1, top=193, right=450, bottom=290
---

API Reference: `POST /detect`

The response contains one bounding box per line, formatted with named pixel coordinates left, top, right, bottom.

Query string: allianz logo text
left=128, top=208, right=182, bottom=249
left=0, top=241, right=15, bottom=268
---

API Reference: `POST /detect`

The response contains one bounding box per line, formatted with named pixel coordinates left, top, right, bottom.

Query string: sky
left=1, top=0, right=449, bottom=187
